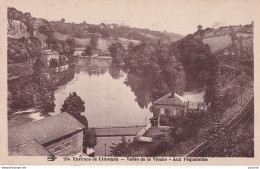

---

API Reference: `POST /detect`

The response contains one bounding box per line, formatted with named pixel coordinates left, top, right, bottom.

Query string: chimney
left=170, top=90, right=176, bottom=98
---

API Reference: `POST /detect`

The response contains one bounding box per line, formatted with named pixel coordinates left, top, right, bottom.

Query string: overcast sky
left=7, top=0, right=255, bottom=35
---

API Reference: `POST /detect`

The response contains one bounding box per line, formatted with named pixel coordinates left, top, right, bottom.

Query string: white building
left=73, top=48, right=86, bottom=57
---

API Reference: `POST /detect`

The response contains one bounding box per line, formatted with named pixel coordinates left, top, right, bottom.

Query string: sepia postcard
left=0, top=0, right=260, bottom=166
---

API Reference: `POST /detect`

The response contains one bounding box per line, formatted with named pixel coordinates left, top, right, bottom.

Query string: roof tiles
left=9, top=112, right=85, bottom=149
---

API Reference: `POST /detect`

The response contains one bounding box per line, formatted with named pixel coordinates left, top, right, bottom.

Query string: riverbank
left=8, top=108, right=53, bottom=128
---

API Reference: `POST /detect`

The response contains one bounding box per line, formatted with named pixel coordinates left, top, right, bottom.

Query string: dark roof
left=9, top=112, right=85, bottom=149
left=9, top=140, right=52, bottom=156
left=153, top=93, right=186, bottom=107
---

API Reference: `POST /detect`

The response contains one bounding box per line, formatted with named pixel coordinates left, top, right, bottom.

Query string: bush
left=148, top=140, right=173, bottom=156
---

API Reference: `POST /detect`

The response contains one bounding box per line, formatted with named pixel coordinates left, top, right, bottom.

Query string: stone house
left=41, top=49, right=59, bottom=66
left=8, top=112, right=86, bottom=156
left=150, top=92, right=187, bottom=127
left=150, top=92, right=208, bottom=127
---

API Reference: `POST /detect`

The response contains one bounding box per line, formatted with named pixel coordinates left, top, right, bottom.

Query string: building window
left=65, top=142, right=71, bottom=148
left=54, top=146, right=62, bottom=152
left=173, top=109, right=176, bottom=115
left=160, top=107, right=165, bottom=114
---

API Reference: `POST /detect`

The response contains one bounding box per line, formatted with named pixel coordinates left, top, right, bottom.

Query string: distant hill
left=193, top=24, right=253, bottom=55
left=49, top=21, right=182, bottom=48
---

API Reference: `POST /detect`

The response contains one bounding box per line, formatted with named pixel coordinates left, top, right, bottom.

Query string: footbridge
left=93, top=125, right=146, bottom=137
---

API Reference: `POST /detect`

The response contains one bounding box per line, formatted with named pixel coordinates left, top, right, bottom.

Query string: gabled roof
left=41, top=49, right=59, bottom=55
left=153, top=92, right=187, bottom=107
left=9, top=112, right=85, bottom=149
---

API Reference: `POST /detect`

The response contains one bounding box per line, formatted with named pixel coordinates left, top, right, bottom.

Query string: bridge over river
left=94, top=125, right=146, bottom=137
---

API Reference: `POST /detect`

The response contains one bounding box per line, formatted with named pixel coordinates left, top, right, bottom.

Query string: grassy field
left=202, top=34, right=232, bottom=53
left=118, top=38, right=141, bottom=46
left=54, top=32, right=90, bottom=47
left=97, top=39, right=111, bottom=51
left=53, top=32, right=71, bottom=41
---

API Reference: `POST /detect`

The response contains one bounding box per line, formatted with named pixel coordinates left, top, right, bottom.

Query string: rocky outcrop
left=8, top=19, right=30, bottom=39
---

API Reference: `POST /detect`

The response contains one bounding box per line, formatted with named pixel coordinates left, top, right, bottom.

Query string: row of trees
left=50, top=18, right=180, bottom=43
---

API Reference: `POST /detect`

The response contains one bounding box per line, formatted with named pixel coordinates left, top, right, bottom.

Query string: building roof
left=153, top=92, right=187, bottom=107
left=9, top=140, right=52, bottom=156
left=186, top=102, right=199, bottom=110
left=41, top=49, right=59, bottom=55
left=182, top=92, right=204, bottom=103
left=9, top=112, right=85, bottom=149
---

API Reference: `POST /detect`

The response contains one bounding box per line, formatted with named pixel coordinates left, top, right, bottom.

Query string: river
left=54, top=58, right=152, bottom=156
left=54, top=58, right=152, bottom=128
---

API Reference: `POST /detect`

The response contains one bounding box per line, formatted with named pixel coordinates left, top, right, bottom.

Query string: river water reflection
left=54, top=58, right=152, bottom=128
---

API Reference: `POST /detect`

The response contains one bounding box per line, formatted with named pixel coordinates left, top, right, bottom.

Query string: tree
left=100, top=29, right=109, bottom=38
left=61, top=18, right=65, bottom=23
left=108, top=42, right=126, bottom=65
left=65, top=38, right=76, bottom=56
left=204, top=56, right=223, bottom=122
left=61, top=92, right=85, bottom=117
left=38, top=25, right=49, bottom=35
left=32, top=58, right=45, bottom=85
left=84, top=128, right=97, bottom=148
left=148, top=140, right=173, bottom=156
left=84, top=45, right=92, bottom=56
left=168, top=35, right=211, bottom=84
left=90, top=36, right=98, bottom=49
left=61, top=92, right=88, bottom=125
left=110, top=136, right=129, bottom=156
left=61, top=93, right=98, bottom=150
left=197, top=25, right=203, bottom=31
left=32, top=58, right=56, bottom=112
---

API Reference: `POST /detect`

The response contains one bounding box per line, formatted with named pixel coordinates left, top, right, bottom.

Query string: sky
left=6, top=0, right=256, bottom=35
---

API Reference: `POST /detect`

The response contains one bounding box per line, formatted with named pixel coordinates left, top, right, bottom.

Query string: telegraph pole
left=104, top=143, right=106, bottom=157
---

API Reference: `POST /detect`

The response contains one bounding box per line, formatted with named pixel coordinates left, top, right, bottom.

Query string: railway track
left=185, top=96, right=254, bottom=157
